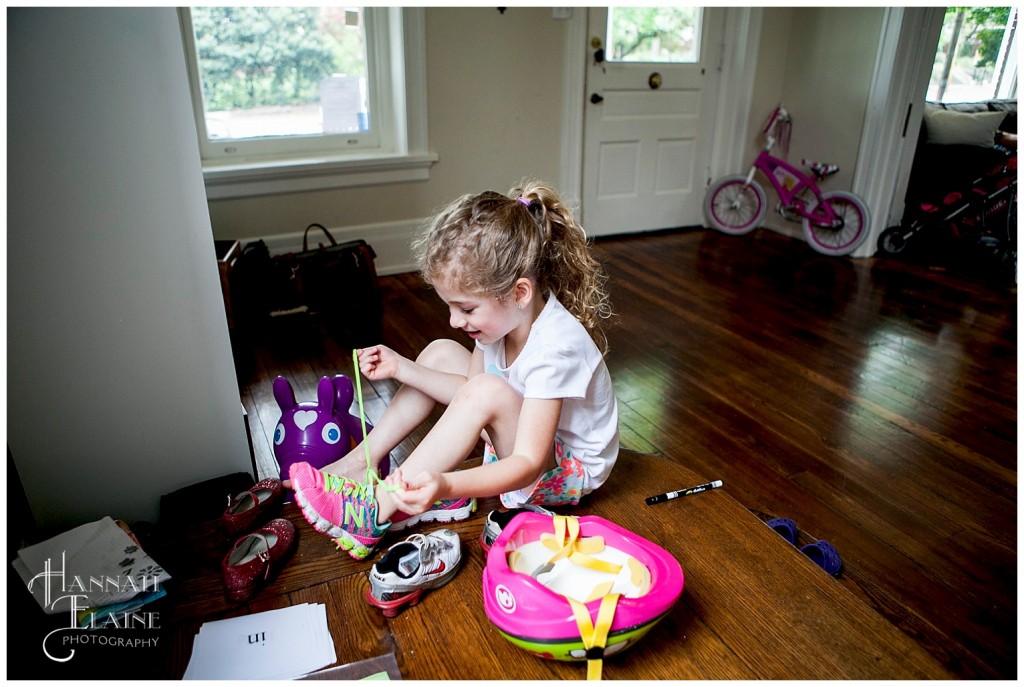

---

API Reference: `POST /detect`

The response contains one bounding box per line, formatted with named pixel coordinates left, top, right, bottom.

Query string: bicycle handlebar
left=762, top=104, right=792, bottom=154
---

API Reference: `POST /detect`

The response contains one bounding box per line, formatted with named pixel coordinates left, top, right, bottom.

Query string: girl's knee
left=416, top=339, right=471, bottom=372
left=454, top=374, right=520, bottom=414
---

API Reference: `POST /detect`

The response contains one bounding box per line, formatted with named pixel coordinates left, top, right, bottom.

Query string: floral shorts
left=482, top=437, right=589, bottom=508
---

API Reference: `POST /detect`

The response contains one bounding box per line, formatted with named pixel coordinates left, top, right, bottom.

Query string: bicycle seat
left=803, top=159, right=839, bottom=179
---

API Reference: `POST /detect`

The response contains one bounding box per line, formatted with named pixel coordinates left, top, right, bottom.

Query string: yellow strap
left=568, top=594, right=621, bottom=680
left=627, top=556, right=652, bottom=595
left=541, top=516, right=616, bottom=575
left=536, top=517, right=629, bottom=678
left=584, top=581, right=614, bottom=603
left=568, top=551, right=621, bottom=574
left=557, top=515, right=580, bottom=557
left=541, top=533, right=605, bottom=554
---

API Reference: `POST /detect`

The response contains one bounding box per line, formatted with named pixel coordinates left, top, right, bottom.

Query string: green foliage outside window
left=957, top=6, right=1012, bottom=69
left=932, top=6, right=1014, bottom=101
left=608, top=7, right=699, bottom=63
left=191, top=7, right=366, bottom=112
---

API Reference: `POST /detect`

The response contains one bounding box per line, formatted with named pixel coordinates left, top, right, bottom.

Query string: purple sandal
left=765, top=517, right=797, bottom=545
left=800, top=539, right=843, bottom=577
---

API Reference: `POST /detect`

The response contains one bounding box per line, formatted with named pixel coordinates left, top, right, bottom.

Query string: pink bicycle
left=704, top=105, right=871, bottom=256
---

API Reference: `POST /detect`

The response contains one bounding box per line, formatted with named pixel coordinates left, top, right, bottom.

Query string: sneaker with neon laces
left=480, top=503, right=554, bottom=551
left=390, top=497, right=477, bottom=531
left=288, top=462, right=389, bottom=560
left=366, top=529, right=462, bottom=617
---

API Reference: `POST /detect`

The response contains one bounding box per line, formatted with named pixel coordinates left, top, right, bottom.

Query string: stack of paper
left=183, top=604, right=337, bottom=680
left=13, top=516, right=171, bottom=628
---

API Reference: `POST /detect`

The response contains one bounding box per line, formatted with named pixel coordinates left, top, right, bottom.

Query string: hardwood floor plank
left=234, top=227, right=1016, bottom=679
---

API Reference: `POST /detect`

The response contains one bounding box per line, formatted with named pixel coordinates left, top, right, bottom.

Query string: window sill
left=201, top=151, right=439, bottom=200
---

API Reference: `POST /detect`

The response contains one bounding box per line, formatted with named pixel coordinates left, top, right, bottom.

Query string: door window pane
left=606, top=7, right=702, bottom=63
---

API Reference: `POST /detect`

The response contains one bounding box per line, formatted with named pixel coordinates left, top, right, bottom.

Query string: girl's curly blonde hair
left=413, top=181, right=613, bottom=354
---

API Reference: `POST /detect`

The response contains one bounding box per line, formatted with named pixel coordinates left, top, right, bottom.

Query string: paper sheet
left=184, top=603, right=337, bottom=680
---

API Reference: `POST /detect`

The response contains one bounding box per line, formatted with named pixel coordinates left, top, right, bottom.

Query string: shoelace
left=322, top=473, right=374, bottom=501
left=405, top=533, right=451, bottom=563
left=352, top=349, right=400, bottom=494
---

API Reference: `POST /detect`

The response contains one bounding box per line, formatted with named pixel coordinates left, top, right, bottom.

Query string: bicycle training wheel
left=704, top=175, right=767, bottom=235
left=802, top=190, right=871, bottom=256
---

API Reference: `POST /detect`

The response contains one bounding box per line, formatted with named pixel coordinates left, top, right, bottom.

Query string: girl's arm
left=359, top=344, right=483, bottom=406
left=393, top=397, right=563, bottom=507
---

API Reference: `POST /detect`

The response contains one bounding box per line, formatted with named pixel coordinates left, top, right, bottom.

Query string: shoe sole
left=391, top=498, right=478, bottom=532
left=365, top=586, right=424, bottom=617
left=333, top=532, right=375, bottom=561
left=293, top=481, right=378, bottom=560
left=366, top=556, right=463, bottom=616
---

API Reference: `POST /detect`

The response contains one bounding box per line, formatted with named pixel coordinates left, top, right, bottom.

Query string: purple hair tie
left=517, top=197, right=531, bottom=208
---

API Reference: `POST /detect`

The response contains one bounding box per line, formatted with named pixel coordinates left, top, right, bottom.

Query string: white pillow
left=924, top=108, right=1005, bottom=147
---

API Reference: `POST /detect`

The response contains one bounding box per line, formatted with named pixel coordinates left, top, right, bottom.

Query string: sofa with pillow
left=902, top=99, right=1016, bottom=220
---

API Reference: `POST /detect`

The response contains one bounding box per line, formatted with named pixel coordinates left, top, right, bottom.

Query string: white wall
left=8, top=8, right=252, bottom=530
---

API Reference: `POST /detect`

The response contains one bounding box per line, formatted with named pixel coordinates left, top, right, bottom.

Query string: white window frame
left=178, top=7, right=435, bottom=200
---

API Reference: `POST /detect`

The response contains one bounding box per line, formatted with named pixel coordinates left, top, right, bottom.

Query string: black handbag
left=288, top=223, right=382, bottom=345
left=236, top=224, right=382, bottom=346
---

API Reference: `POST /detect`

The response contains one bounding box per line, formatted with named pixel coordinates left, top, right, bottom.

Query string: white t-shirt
left=477, top=295, right=619, bottom=492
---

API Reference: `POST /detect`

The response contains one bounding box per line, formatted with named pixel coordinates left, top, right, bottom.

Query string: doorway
left=581, top=7, right=725, bottom=236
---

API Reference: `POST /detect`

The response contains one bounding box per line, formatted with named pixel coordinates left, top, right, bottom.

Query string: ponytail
left=415, top=181, right=614, bottom=355
left=510, top=181, right=613, bottom=354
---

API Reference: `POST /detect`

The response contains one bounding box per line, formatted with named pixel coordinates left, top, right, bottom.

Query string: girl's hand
left=386, top=468, right=444, bottom=515
left=356, top=345, right=403, bottom=382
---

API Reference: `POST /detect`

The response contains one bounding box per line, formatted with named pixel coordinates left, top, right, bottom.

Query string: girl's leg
left=375, top=373, right=531, bottom=522
left=317, top=339, right=472, bottom=480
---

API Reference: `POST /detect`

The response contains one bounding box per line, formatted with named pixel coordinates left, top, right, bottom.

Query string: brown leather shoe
left=221, top=478, right=284, bottom=536
left=222, top=518, right=297, bottom=603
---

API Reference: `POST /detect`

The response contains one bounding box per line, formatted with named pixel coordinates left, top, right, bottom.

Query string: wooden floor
left=235, top=227, right=1016, bottom=680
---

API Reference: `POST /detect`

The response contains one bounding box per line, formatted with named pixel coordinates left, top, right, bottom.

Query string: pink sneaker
left=391, top=497, right=477, bottom=531
left=289, top=462, right=389, bottom=560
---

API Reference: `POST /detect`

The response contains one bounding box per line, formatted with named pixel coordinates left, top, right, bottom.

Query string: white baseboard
left=258, top=218, right=424, bottom=276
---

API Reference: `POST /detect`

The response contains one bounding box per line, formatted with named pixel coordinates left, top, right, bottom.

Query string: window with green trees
left=186, top=7, right=369, bottom=142
left=179, top=7, right=432, bottom=198
left=928, top=6, right=1017, bottom=102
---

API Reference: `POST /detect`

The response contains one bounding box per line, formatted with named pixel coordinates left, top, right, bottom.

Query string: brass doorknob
left=648, top=72, right=662, bottom=89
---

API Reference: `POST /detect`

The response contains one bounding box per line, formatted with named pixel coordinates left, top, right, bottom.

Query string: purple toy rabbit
left=272, top=375, right=370, bottom=481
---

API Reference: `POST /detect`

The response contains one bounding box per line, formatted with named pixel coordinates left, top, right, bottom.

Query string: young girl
left=287, top=182, right=619, bottom=560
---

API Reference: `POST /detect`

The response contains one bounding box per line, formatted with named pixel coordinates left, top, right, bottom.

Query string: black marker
left=645, top=479, right=723, bottom=506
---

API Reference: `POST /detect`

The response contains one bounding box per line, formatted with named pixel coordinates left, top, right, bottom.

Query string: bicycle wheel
left=704, top=175, right=767, bottom=235
left=877, top=225, right=910, bottom=256
left=802, top=190, right=871, bottom=256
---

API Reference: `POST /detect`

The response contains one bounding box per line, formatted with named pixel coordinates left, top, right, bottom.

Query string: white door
left=582, top=7, right=724, bottom=236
